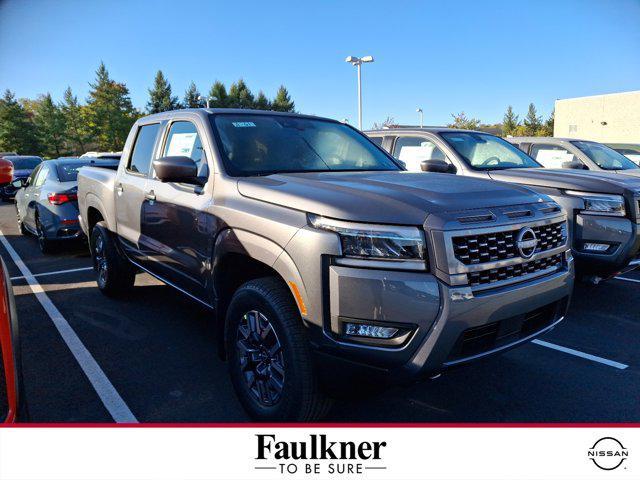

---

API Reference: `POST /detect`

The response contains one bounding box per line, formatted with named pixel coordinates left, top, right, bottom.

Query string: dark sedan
left=14, top=158, right=117, bottom=253
left=0, top=156, right=43, bottom=200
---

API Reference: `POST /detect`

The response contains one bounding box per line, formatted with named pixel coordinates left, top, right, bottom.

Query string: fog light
left=344, top=323, right=399, bottom=338
left=583, top=243, right=609, bottom=252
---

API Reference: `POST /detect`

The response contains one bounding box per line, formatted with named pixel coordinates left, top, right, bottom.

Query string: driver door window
left=392, top=136, right=449, bottom=172
left=530, top=144, right=577, bottom=168
left=162, top=121, right=208, bottom=178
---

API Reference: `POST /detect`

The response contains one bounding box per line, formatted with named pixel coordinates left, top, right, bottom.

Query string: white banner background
left=0, top=427, right=635, bottom=479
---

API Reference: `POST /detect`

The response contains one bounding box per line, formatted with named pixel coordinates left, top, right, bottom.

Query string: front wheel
left=226, top=277, right=332, bottom=421
left=90, top=221, right=135, bottom=297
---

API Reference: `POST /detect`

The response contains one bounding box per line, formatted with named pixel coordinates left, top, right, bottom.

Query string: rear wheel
left=90, top=221, right=135, bottom=297
left=35, top=214, right=54, bottom=254
left=226, top=277, right=332, bottom=421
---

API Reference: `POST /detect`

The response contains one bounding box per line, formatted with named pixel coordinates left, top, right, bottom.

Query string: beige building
left=554, top=90, right=640, bottom=143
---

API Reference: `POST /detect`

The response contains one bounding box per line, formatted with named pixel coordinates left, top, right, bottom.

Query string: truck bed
left=77, top=166, right=118, bottom=235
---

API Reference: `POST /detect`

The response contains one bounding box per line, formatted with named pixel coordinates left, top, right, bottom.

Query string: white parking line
left=614, top=276, right=640, bottom=284
left=10, top=266, right=93, bottom=281
left=532, top=339, right=629, bottom=370
left=0, top=230, right=138, bottom=423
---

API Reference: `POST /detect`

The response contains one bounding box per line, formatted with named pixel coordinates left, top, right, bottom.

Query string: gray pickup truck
left=78, top=109, right=573, bottom=421
left=367, top=128, right=640, bottom=281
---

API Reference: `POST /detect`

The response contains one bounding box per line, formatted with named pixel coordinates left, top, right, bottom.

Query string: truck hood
left=612, top=169, right=640, bottom=178
left=237, top=171, right=546, bottom=225
left=12, top=169, right=32, bottom=178
left=488, top=168, right=640, bottom=195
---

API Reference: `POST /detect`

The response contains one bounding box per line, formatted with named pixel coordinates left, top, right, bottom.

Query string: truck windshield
left=441, top=132, right=541, bottom=170
left=571, top=141, right=639, bottom=170
left=212, top=114, right=399, bottom=176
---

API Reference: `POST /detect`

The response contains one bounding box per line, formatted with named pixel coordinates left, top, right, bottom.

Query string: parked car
left=78, top=109, right=573, bottom=421
left=507, top=137, right=640, bottom=176
left=0, top=152, right=18, bottom=158
left=0, top=155, right=43, bottom=201
left=0, top=161, right=25, bottom=423
left=606, top=144, right=640, bottom=166
left=366, top=128, right=640, bottom=281
left=14, top=158, right=118, bottom=253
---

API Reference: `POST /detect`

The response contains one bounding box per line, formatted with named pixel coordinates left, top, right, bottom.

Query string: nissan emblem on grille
left=516, top=227, right=538, bottom=259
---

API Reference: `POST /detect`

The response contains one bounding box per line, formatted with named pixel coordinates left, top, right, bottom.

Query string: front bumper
left=572, top=213, right=640, bottom=276
left=310, top=254, right=573, bottom=383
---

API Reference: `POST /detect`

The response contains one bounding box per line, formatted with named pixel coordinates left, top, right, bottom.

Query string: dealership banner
left=0, top=426, right=636, bottom=479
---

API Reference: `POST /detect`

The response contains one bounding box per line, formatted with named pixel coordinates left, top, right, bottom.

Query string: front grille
left=468, top=253, right=563, bottom=287
left=452, top=221, right=565, bottom=265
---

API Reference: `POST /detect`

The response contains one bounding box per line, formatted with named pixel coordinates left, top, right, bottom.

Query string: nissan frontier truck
left=78, top=110, right=573, bottom=421
left=367, top=128, right=640, bottom=282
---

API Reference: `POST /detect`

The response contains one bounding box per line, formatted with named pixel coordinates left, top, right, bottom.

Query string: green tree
left=538, top=109, right=554, bottom=136
left=271, top=85, right=295, bottom=112
left=228, top=79, right=255, bottom=109
left=183, top=81, right=204, bottom=108
left=0, top=90, right=41, bottom=154
left=34, top=93, right=67, bottom=158
left=254, top=91, right=271, bottom=110
left=502, top=105, right=519, bottom=137
left=61, top=87, right=92, bottom=155
left=448, top=111, right=481, bottom=130
left=147, top=70, right=180, bottom=113
left=85, top=62, right=138, bottom=151
left=523, top=103, right=542, bottom=136
left=208, top=81, right=229, bottom=108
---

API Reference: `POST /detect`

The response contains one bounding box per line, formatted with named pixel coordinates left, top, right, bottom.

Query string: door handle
left=145, top=190, right=156, bottom=202
left=116, top=184, right=124, bottom=196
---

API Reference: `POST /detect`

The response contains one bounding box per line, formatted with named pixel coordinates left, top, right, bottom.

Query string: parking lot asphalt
left=0, top=202, right=638, bottom=423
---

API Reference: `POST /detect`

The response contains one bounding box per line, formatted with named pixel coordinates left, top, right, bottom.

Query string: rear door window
left=34, top=165, right=49, bottom=187
left=127, top=123, right=161, bottom=175
left=530, top=144, right=577, bottom=168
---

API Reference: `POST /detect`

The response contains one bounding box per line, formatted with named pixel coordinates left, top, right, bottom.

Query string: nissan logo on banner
left=516, top=227, right=538, bottom=259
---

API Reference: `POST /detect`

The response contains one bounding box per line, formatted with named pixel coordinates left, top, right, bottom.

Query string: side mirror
left=420, top=159, right=456, bottom=174
left=11, top=179, right=25, bottom=189
left=0, top=257, right=23, bottom=423
left=0, top=158, right=13, bottom=187
left=153, top=156, right=203, bottom=185
left=562, top=160, right=587, bottom=170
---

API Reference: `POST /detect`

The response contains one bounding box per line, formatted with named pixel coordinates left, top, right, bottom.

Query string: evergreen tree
left=85, top=62, right=138, bottom=151
left=183, top=81, right=204, bottom=108
left=61, top=87, right=91, bottom=155
left=208, top=81, right=229, bottom=108
left=502, top=105, right=519, bottom=137
left=147, top=70, right=180, bottom=113
left=448, top=112, right=481, bottom=130
left=254, top=91, right=271, bottom=110
left=271, top=85, right=295, bottom=112
left=0, top=90, right=41, bottom=154
left=523, top=103, right=542, bottom=136
left=228, top=79, right=255, bottom=109
left=539, top=109, right=555, bottom=136
left=34, top=93, right=67, bottom=158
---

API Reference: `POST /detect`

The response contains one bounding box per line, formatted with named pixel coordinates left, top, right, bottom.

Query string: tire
left=226, top=277, right=332, bottom=421
left=35, top=213, right=54, bottom=254
left=15, top=205, right=28, bottom=235
left=90, top=221, right=135, bottom=297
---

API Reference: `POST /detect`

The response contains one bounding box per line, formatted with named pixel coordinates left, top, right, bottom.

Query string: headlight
left=308, top=214, right=426, bottom=267
left=566, top=191, right=626, bottom=216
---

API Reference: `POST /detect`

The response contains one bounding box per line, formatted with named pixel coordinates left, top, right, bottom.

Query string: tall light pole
left=345, top=55, right=374, bottom=130
left=198, top=96, right=211, bottom=108
left=416, top=108, right=423, bottom=128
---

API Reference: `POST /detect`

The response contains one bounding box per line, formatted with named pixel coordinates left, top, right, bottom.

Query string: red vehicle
left=0, top=156, right=24, bottom=423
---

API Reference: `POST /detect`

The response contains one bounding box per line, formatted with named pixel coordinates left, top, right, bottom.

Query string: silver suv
left=78, top=110, right=573, bottom=421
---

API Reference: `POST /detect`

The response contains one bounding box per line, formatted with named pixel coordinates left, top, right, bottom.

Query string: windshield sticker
left=232, top=122, right=256, bottom=128
left=166, top=132, right=197, bottom=157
